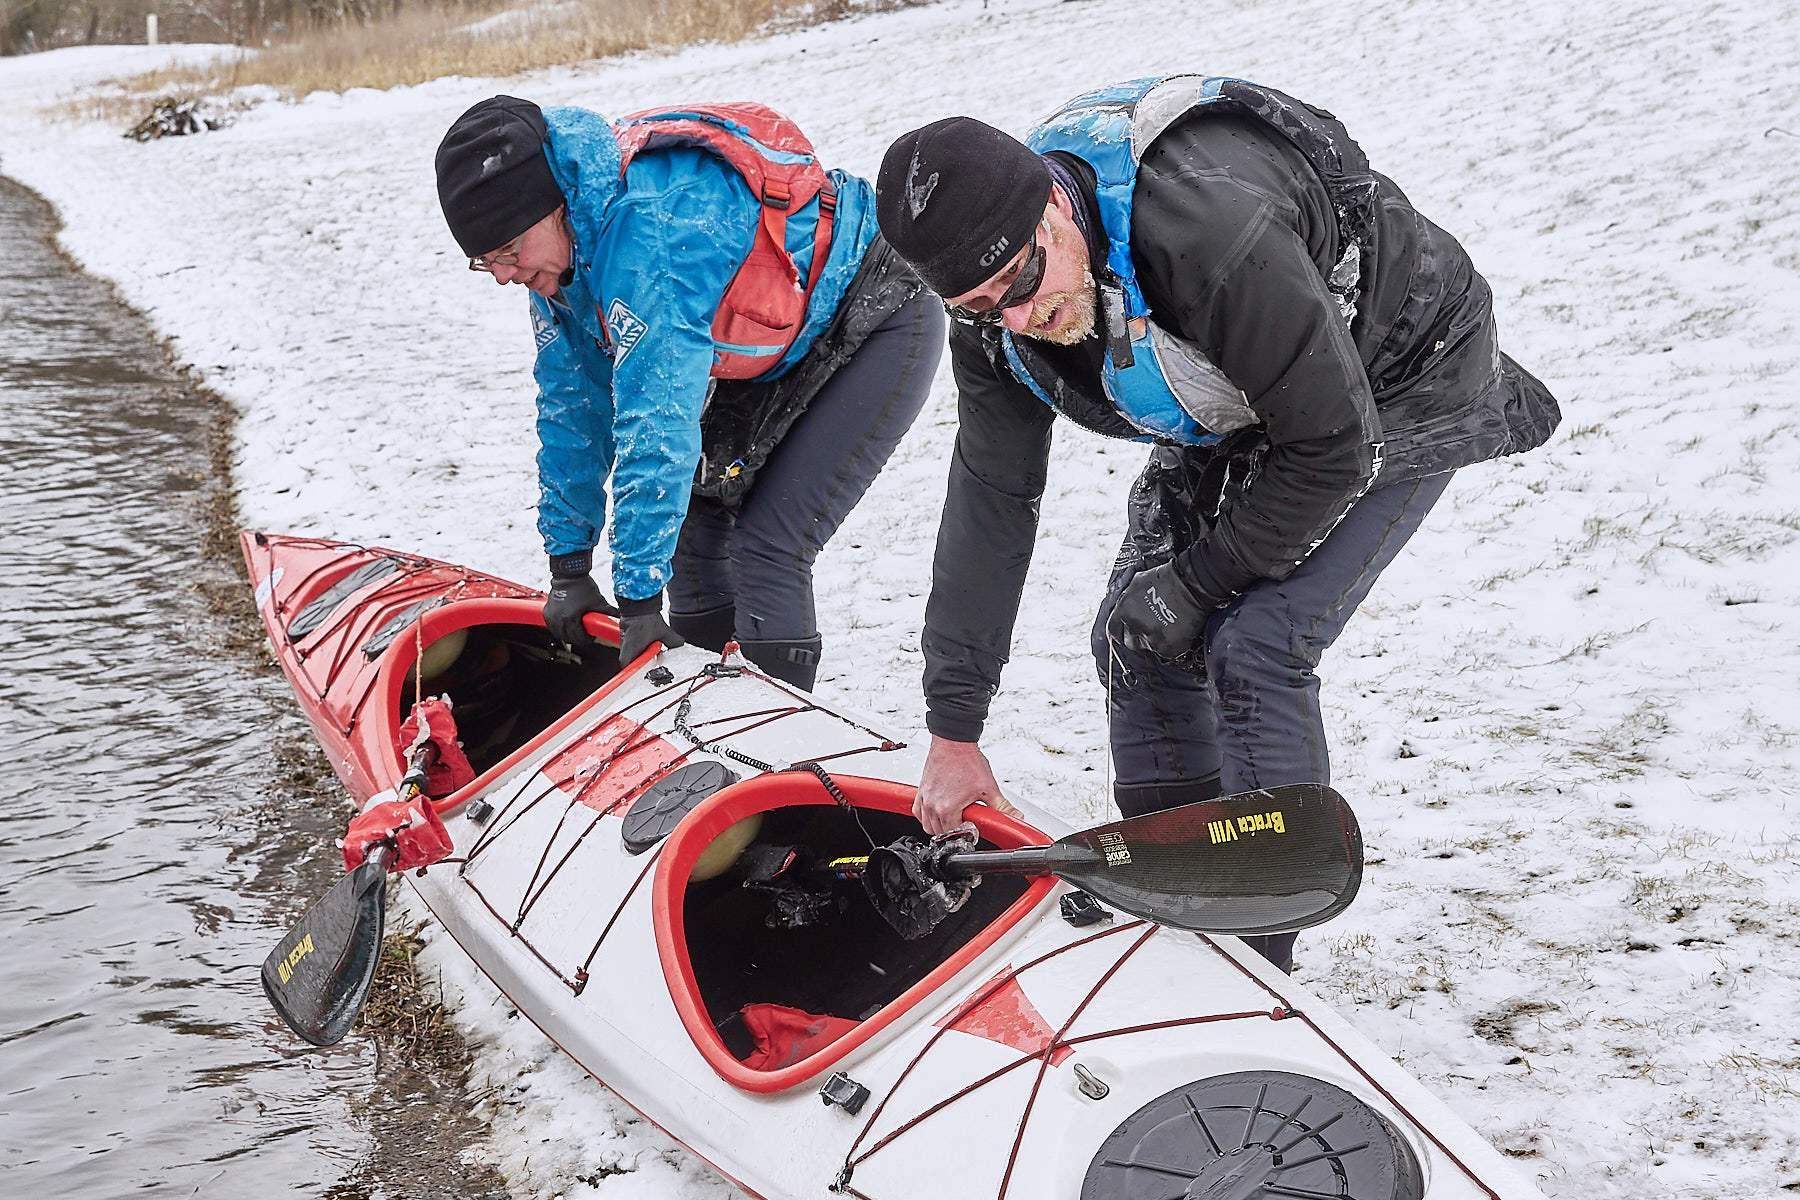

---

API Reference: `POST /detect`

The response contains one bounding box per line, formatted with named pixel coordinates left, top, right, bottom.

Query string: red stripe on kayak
left=938, top=970, right=1072, bottom=1067
left=544, top=714, right=685, bottom=813
left=844, top=920, right=1146, bottom=1169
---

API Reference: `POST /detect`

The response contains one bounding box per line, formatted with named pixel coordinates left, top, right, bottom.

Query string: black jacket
left=922, top=110, right=1560, bottom=742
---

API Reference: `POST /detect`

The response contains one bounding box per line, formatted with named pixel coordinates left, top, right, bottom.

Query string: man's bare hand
left=915, top=736, right=1021, bottom=835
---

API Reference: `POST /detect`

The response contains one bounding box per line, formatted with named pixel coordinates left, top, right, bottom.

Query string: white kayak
left=244, top=531, right=1546, bottom=1200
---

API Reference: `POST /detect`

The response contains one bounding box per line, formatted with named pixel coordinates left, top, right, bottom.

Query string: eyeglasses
left=468, top=234, right=524, bottom=273
left=945, top=235, right=1047, bottom=326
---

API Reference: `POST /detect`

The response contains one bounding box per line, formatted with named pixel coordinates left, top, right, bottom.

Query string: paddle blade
left=1056, top=783, right=1362, bottom=935
left=260, top=860, right=389, bottom=1046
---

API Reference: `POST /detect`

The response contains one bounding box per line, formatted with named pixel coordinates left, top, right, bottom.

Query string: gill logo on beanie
left=979, top=234, right=1011, bottom=268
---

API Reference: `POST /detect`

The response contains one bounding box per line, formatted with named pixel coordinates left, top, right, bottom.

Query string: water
left=0, top=176, right=503, bottom=1197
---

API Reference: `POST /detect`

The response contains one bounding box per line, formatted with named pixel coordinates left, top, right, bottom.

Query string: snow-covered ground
left=4, top=1, right=1798, bottom=1196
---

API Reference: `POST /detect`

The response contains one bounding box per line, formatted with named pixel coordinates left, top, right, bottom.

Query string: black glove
left=617, top=591, right=686, bottom=664
left=544, top=553, right=615, bottom=650
left=1105, top=559, right=1216, bottom=666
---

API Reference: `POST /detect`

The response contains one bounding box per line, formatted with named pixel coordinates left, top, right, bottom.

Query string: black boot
left=669, top=604, right=735, bottom=653
left=740, top=636, right=822, bottom=690
left=1112, top=772, right=1223, bottom=818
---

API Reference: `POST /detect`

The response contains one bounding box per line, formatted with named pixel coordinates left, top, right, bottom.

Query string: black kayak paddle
left=864, top=783, right=1363, bottom=939
left=260, top=745, right=435, bottom=1047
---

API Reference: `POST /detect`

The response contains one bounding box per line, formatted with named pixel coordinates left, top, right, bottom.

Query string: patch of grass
left=272, top=729, right=344, bottom=797
left=1713, top=1052, right=1800, bottom=1102
left=1558, top=697, right=1671, bottom=779
left=67, top=0, right=925, bottom=120
left=1451, top=822, right=1531, bottom=854
left=1472, top=998, right=1559, bottom=1047
left=1630, top=860, right=1763, bottom=926
left=362, top=922, right=476, bottom=1082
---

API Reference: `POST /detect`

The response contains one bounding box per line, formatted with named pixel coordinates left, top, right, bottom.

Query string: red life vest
left=614, top=103, right=838, bottom=381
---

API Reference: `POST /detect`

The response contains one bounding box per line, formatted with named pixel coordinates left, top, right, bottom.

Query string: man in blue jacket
left=877, top=77, right=1559, bottom=972
left=435, top=96, right=941, bottom=686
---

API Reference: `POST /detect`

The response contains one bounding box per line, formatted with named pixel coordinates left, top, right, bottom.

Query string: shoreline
left=0, top=166, right=514, bottom=1199
left=5, top=3, right=1800, bottom=1193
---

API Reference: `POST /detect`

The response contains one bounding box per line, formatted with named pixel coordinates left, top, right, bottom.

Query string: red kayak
left=245, top=530, right=1546, bottom=1200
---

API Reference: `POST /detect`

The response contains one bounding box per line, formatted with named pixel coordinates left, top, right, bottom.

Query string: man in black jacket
left=876, top=76, right=1559, bottom=971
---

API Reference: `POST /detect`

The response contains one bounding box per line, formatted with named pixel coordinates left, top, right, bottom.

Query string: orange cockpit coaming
left=366, top=599, right=626, bottom=814
left=654, top=774, right=1057, bottom=1093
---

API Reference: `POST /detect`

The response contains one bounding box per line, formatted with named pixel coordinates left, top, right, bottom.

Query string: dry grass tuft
left=66, top=0, right=916, bottom=123
left=363, top=923, right=476, bottom=1080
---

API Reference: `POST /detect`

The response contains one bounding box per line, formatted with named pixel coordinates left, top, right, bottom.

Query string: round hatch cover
left=621, top=761, right=740, bottom=854
left=1082, top=1070, right=1423, bottom=1200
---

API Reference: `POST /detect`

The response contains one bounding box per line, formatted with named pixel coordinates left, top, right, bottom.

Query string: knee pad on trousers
left=670, top=604, right=736, bottom=654
left=740, top=635, right=822, bottom=691
left=1112, top=772, right=1223, bottom=818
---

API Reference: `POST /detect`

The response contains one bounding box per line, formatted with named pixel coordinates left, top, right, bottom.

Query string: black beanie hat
left=435, top=96, right=565, bottom=258
left=875, top=117, right=1051, bottom=298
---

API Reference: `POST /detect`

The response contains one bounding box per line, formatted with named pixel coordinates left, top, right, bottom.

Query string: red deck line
left=836, top=1011, right=1275, bottom=1200
left=460, top=872, right=582, bottom=992
left=269, top=545, right=372, bottom=623
left=845, top=920, right=1148, bottom=1167
left=512, top=794, right=588, bottom=927
left=1196, top=935, right=1502, bottom=1199
left=995, top=924, right=1159, bottom=1200
left=462, top=683, right=704, bottom=865
left=572, top=850, right=663, bottom=985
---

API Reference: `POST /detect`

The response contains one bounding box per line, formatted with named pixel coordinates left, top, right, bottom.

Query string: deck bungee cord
left=451, top=650, right=908, bottom=993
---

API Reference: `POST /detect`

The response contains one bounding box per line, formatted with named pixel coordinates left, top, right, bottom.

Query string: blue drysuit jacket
left=530, top=106, right=877, bottom=601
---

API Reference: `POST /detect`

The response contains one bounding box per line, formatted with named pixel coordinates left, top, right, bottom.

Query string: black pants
left=1093, top=467, right=1454, bottom=970
left=669, top=290, right=944, bottom=645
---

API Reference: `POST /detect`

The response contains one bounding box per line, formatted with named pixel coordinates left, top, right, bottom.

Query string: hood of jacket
left=541, top=106, right=623, bottom=273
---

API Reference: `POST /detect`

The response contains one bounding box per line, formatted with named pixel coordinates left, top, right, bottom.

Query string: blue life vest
left=1000, top=75, right=1378, bottom=447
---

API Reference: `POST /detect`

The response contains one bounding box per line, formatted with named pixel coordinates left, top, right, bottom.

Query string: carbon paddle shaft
left=939, top=845, right=1102, bottom=876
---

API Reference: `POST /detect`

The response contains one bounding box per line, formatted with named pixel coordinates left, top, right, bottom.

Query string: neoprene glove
left=618, top=591, right=686, bottom=664
left=544, top=553, right=616, bottom=650
left=1106, top=559, right=1216, bottom=665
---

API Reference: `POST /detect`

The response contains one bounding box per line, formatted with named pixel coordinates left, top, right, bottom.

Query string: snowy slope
left=3, top=1, right=1798, bottom=1196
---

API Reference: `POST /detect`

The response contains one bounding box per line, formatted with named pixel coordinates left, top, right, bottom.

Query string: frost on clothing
left=528, top=105, right=878, bottom=602
left=922, top=79, right=1561, bottom=743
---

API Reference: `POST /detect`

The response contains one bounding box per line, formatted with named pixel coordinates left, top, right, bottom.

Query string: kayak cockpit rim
left=367, top=596, right=633, bottom=818
left=655, top=773, right=1059, bottom=1094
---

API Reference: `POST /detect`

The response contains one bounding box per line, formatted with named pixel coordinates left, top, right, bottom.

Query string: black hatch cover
left=1082, top=1070, right=1423, bottom=1200
left=621, top=761, right=741, bottom=854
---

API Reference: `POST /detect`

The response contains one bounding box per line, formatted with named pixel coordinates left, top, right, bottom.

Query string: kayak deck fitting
left=243, top=531, right=1546, bottom=1200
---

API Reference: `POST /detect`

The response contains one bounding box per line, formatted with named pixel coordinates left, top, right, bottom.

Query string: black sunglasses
left=945, top=236, right=1047, bottom=326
